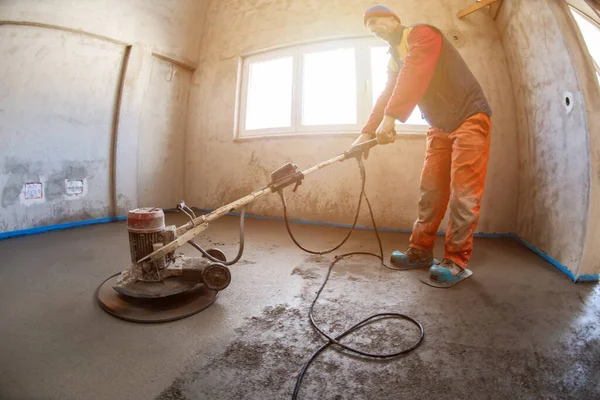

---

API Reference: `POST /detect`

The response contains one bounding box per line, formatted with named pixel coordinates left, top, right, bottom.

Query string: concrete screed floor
left=0, top=213, right=599, bottom=400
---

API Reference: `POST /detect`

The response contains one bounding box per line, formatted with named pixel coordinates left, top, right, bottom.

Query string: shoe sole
left=389, top=258, right=440, bottom=271
left=419, top=268, right=473, bottom=288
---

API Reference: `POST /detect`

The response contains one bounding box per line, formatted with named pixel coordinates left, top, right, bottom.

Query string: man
left=353, top=5, right=492, bottom=286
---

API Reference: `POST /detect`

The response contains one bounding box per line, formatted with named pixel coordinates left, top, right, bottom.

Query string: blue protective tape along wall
left=0, top=208, right=598, bottom=283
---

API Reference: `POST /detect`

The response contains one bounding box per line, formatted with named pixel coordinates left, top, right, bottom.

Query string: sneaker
left=390, top=247, right=436, bottom=269
left=437, top=259, right=464, bottom=277
left=422, top=258, right=472, bottom=288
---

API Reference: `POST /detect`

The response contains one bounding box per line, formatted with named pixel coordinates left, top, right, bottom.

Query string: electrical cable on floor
left=186, top=154, right=424, bottom=399
left=279, top=157, right=424, bottom=400
left=188, top=208, right=246, bottom=266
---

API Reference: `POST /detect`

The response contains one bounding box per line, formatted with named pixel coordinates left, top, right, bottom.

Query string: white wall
left=0, top=26, right=124, bottom=231
left=497, top=0, right=596, bottom=276
left=185, top=0, right=519, bottom=234
left=0, top=0, right=209, bottom=231
left=137, top=57, right=192, bottom=208
left=0, top=0, right=206, bottom=65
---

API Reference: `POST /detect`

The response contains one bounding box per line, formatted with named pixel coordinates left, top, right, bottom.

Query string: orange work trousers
left=409, top=113, right=491, bottom=268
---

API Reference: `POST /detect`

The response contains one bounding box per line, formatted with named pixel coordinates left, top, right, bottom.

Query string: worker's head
left=363, top=5, right=401, bottom=41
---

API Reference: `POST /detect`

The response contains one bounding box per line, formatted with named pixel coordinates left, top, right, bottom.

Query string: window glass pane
left=370, top=46, right=428, bottom=126
left=570, top=8, right=600, bottom=66
left=302, top=47, right=357, bottom=125
left=370, top=46, right=389, bottom=106
left=570, top=7, right=600, bottom=85
left=245, top=56, right=293, bottom=131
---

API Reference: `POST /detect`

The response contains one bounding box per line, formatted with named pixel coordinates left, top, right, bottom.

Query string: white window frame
left=234, top=37, right=429, bottom=139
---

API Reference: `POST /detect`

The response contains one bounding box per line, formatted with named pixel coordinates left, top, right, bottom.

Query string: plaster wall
left=0, top=0, right=210, bottom=231
left=497, top=0, right=592, bottom=274
left=186, top=0, right=519, bottom=235
left=0, top=26, right=124, bottom=231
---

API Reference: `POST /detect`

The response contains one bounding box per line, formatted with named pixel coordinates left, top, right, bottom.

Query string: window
left=245, top=56, right=294, bottom=131
left=569, top=5, right=600, bottom=83
left=237, top=38, right=429, bottom=138
left=302, top=47, right=357, bottom=126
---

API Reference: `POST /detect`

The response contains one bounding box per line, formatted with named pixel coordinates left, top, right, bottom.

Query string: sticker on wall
left=563, top=91, right=574, bottom=114
left=24, top=182, right=43, bottom=200
left=66, top=180, right=84, bottom=195
left=64, top=178, right=87, bottom=200
left=20, top=179, right=46, bottom=205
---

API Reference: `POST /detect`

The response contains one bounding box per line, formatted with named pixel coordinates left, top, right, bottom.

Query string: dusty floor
left=0, top=213, right=598, bottom=400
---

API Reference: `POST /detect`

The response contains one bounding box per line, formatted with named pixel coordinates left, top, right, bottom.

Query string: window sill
left=234, top=130, right=428, bottom=142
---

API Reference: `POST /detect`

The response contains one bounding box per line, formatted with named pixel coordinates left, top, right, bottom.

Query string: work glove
left=351, top=133, right=375, bottom=160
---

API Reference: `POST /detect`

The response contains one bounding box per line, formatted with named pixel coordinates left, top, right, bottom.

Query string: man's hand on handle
left=351, top=133, right=376, bottom=160
left=375, top=115, right=396, bottom=145
left=352, top=115, right=397, bottom=160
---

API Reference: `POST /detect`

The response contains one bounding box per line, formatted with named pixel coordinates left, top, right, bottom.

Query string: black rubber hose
left=188, top=208, right=246, bottom=266
left=277, top=160, right=366, bottom=255
left=281, top=157, right=425, bottom=400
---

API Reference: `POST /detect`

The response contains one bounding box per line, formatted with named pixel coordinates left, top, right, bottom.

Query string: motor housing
left=126, top=208, right=177, bottom=281
left=120, top=207, right=231, bottom=293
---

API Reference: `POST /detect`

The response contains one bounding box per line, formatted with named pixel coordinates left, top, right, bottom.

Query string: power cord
left=187, top=155, right=424, bottom=399
left=279, top=157, right=424, bottom=399
left=188, top=208, right=246, bottom=266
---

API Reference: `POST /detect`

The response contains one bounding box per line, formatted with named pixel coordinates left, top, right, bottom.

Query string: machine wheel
left=206, top=248, right=227, bottom=262
left=202, top=263, right=231, bottom=291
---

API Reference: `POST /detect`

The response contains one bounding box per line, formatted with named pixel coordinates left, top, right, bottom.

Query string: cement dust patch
left=156, top=289, right=600, bottom=399
left=156, top=302, right=315, bottom=400
left=154, top=251, right=600, bottom=399
left=303, top=254, right=330, bottom=264
left=235, top=259, right=257, bottom=266
left=291, top=265, right=321, bottom=280
left=156, top=261, right=426, bottom=400
left=329, top=258, right=382, bottom=280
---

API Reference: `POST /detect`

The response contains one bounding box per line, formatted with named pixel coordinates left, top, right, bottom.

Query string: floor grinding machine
left=97, top=138, right=380, bottom=323
left=97, top=136, right=428, bottom=399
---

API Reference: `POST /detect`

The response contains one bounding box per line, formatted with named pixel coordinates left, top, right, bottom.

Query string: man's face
left=366, top=16, right=398, bottom=41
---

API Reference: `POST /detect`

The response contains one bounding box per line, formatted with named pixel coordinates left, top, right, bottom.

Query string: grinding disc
left=97, top=273, right=218, bottom=323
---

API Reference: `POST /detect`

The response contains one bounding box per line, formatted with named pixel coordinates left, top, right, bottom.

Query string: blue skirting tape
left=0, top=208, right=183, bottom=241
left=508, top=233, right=599, bottom=283
left=0, top=216, right=127, bottom=241
left=577, top=274, right=600, bottom=282
left=192, top=207, right=598, bottom=283
left=509, top=233, right=577, bottom=282
left=1, top=207, right=598, bottom=283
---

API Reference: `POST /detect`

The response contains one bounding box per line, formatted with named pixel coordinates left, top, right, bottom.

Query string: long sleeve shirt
left=362, top=25, right=442, bottom=134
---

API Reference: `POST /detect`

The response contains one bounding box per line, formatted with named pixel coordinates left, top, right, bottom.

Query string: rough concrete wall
left=0, top=1, right=210, bottom=231
left=0, top=0, right=207, bottom=65
left=186, top=0, right=519, bottom=233
left=497, top=0, right=590, bottom=272
left=0, top=26, right=125, bottom=231
left=548, top=0, right=600, bottom=277
left=137, top=57, right=192, bottom=208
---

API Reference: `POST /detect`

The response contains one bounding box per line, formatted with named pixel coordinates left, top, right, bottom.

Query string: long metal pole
left=175, top=152, right=349, bottom=236
left=138, top=139, right=377, bottom=264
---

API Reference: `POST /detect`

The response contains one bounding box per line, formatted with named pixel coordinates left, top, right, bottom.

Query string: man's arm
left=384, top=25, right=442, bottom=123
left=361, top=25, right=442, bottom=135
left=362, top=61, right=398, bottom=134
